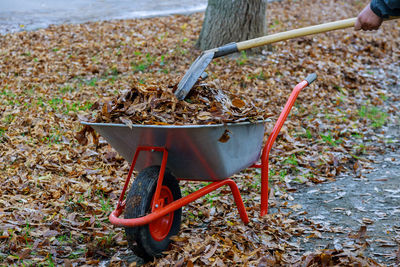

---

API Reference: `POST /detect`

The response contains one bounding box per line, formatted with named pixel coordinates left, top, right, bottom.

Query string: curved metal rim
left=149, top=185, right=174, bottom=242
left=81, top=119, right=266, bottom=129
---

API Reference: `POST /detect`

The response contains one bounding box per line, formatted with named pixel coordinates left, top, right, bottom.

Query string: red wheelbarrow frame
left=109, top=74, right=317, bottom=227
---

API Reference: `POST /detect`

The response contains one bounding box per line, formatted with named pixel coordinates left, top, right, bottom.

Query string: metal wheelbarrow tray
left=82, top=74, right=317, bottom=259
left=82, top=120, right=266, bottom=181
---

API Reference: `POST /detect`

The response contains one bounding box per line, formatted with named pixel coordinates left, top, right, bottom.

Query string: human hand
left=354, top=3, right=383, bottom=31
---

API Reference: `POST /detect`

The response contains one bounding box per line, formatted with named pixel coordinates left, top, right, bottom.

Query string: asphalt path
left=281, top=65, right=400, bottom=266
left=0, top=0, right=207, bottom=34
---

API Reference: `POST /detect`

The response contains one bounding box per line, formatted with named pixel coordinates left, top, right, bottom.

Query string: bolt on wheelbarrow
left=81, top=73, right=317, bottom=260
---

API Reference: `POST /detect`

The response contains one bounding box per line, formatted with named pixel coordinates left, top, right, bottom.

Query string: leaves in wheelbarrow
left=0, top=0, right=399, bottom=266
left=87, top=80, right=264, bottom=125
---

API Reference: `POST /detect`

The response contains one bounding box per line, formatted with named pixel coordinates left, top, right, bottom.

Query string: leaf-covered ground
left=0, top=0, right=399, bottom=266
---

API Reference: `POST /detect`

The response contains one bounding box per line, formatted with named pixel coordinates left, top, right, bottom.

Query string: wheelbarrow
left=81, top=73, right=317, bottom=259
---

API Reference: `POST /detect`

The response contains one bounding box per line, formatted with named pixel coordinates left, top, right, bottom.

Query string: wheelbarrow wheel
left=124, top=166, right=182, bottom=260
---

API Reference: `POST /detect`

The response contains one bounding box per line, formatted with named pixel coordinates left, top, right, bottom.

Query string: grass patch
left=131, top=52, right=156, bottom=73
left=359, top=105, right=388, bottom=128
left=320, top=131, right=342, bottom=147
left=236, top=51, right=248, bottom=66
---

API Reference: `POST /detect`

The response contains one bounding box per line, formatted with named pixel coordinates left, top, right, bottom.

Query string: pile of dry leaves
left=1, top=0, right=399, bottom=266
left=88, top=80, right=263, bottom=125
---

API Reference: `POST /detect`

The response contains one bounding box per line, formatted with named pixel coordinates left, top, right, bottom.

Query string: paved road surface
left=284, top=65, right=400, bottom=266
left=0, top=0, right=207, bottom=34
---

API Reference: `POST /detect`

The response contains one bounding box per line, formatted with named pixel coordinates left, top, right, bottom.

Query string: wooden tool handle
left=237, top=18, right=357, bottom=51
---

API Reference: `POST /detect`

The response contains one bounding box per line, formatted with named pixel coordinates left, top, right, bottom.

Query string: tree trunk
left=196, top=0, right=267, bottom=53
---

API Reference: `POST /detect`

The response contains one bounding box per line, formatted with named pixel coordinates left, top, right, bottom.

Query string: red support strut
left=258, top=80, right=311, bottom=216
left=109, top=146, right=250, bottom=228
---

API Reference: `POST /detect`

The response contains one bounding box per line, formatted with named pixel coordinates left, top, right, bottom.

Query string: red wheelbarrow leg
left=259, top=74, right=317, bottom=216
left=109, top=145, right=250, bottom=226
left=225, top=179, right=249, bottom=224
left=110, top=178, right=249, bottom=226
left=114, top=146, right=168, bottom=211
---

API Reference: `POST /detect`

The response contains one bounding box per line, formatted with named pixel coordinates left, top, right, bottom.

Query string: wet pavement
left=0, top=0, right=207, bottom=35
left=284, top=65, right=400, bottom=266
left=289, top=151, right=400, bottom=264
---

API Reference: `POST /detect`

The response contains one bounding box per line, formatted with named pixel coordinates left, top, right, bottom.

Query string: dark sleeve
left=370, top=0, right=400, bottom=18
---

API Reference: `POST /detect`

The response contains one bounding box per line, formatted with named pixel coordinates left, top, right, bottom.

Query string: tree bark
left=196, top=0, right=267, bottom=53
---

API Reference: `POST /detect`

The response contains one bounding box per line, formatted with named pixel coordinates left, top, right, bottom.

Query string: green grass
left=278, top=169, right=287, bottom=182
left=301, top=172, right=315, bottom=182
left=131, top=52, right=157, bottom=73
left=236, top=51, right=248, bottom=65
left=41, top=126, right=64, bottom=146
left=0, top=88, right=21, bottom=106
left=36, top=97, right=45, bottom=108
left=283, top=154, right=299, bottom=166
left=353, top=143, right=367, bottom=155
left=247, top=172, right=261, bottom=190
left=23, top=222, right=32, bottom=243
left=359, top=105, right=388, bottom=128
left=351, top=132, right=363, bottom=139
left=34, top=95, right=93, bottom=114
left=0, top=87, right=16, bottom=98
left=269, top=168, right=276, bottom=177
left=3, top=114, right=14, bottom=124
left=204, top=191, right=221, bottom=206
left=96, top=232, right=116, bottom=247
left=99, top=194, right=113, bottom=213
left=87, top=77, right=98, bottom=86
left=64, top=101, right=93, bottom=114
left=320, top=131, right=342, bottom=147
left=42, top=134, right=61, bottom=145
left=385, top=138, right=395, bottom=144
left=160, top=54, right=166, bottom=66
left=57, top=233, right=74, bottom=244
left=248, top=70, right=267, bottom=80
left=379, top=93, right=388, bottom=101
left=268, top=19, right=280, bottom=29
left=181, top=182, right=222, bottom=206
left=60, top=85, right=75, bottom=94
left=45, top=253, right=55, bottom=267
left=68, top=248, right=86, bottom=259
left=48, top=97, right=63, bottom=111
left=304, top=128, right=313, bottom=139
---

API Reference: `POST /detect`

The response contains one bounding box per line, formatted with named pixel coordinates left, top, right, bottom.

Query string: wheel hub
left=149, top=185, right=174, bottom=241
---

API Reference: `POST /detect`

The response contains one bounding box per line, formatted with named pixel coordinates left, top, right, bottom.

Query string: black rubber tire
left=124, top=166, right=182, bottom=260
